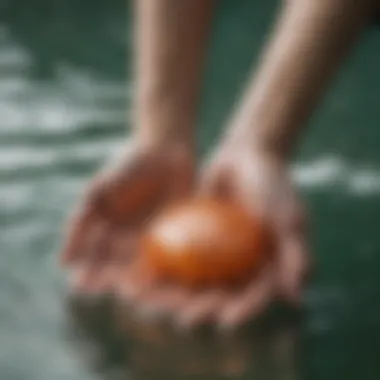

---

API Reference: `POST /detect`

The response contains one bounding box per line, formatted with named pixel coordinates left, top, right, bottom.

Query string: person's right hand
left=60, top=138, right=194, bottom=293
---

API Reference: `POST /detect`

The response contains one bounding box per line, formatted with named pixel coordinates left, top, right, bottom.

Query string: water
left=1, top=1, right=380, bottom=379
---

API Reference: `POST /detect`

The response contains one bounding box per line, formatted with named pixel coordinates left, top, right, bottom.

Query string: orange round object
left=140, top=198, right=273, bottom=288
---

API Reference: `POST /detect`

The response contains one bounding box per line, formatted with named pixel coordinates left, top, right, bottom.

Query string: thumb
left=274, top=199, right=310, bottom=304
left=198, top=165, right=236, bottom=201
left=276, top=231, right=309, bottom=305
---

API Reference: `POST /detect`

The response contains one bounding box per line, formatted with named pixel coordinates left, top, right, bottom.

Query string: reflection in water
left=65, top=295, right=302, bottom=380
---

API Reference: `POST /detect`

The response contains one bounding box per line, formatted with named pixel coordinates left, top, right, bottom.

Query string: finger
left=69, top=247, right=118, bottom=295
left=78, top=224, right=138, bottom=293
left=94, top=230, right=138, bottom=292
left=217, top=268, right=274, bottom=331
left=88, top=230, right=122, bottom=293
left=175, top=290, right=228, bottom=330
left=276, top=200, right=309, bottom=303
left=70, top=265, right=88, bottom=292
left=276, top=233, right=309, bottom=305
left=60, top=179, right=105, bottom=266
left=89, top=263, right=119, bottom=293
left=115, top=261, right=159, bottom=303
left=69, top=263, right=103, bottom=294
left=60, top=205, right=96, bottom=266
left=70, top=220, right=113, bottom=294
left=83, top=219, right=112, bottom=262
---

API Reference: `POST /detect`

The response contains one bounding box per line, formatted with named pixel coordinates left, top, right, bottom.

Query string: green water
left=1, top=1, right=380, bottom=379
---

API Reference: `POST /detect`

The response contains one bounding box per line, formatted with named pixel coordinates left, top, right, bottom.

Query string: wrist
left=133, top=123, right=194, bottom=158
left=222, top=123, right=293, bottom=164
left=136, top=126, right=194, bottom=153
left=134, top=94, right=196, bottom=153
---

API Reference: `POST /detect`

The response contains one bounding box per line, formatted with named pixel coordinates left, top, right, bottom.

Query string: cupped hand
left=60, top=139, right=194, bottom=293
left=196, top=142, right=309, bottom=327
left=116, top=141, right=309, bottom=331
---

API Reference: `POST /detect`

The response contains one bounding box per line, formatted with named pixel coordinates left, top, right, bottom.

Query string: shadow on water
left=64, top=295, right=303, bottom=380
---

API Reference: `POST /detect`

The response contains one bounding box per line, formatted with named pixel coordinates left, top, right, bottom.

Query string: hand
left=60, top=139, right=194, bottom=293
left=117, top=140, right=309, bottom=331
left=197, top=141, right=309, bottom=327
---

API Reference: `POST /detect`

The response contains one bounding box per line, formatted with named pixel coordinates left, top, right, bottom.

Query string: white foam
left=292, top=156, right=380, bottom=196
left=0, top=46, right=127, bottom=134
left=292, top=156, right=347, bottom=187
left=347, top=169, right=380, bottom=195
left=0, top=146, right=58, bottom=171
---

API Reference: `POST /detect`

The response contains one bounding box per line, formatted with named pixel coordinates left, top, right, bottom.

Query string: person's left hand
left=60, top=138, right=194, bottom=294
left=118, top=140, right=309, bottom=330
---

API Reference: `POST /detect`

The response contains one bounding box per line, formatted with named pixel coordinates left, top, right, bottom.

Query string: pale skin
left=60, top=0, right=374, bottom=329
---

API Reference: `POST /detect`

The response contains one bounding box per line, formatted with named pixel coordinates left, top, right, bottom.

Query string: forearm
left=133, top=0, right=214, bottom=148
left=226, top=0, right=373, bottom=159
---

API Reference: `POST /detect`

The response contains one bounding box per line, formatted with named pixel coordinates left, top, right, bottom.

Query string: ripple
left=292, top=156, right=380, bottom=196
left=292, top=156, right=348, bottom=187
left=0, top=43, right=128, bottom=138
left=0, top=41, right=32, bottom=71
left=0, top=146, right=59, bottom=171
left=0, top=77, right=33, bottom=97
left=347, top=169, right=380, bottom=195
left=56, top=64, right=131, bottom=101
left=0, top=97, right=127, bottom=135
